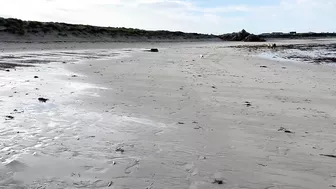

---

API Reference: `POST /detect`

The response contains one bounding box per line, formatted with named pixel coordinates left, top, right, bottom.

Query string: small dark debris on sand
left=194, top=126, right=203, bottom=130
left=5, top=115, right=14, bottom=120
left=212, top=85, right=217, bottom=89
left=282, top=67, right=287, bottom=69
left=1, top=63, right=33, bottom=70
left=34, top=76, right=39, bottom=78
left=178, top=122, right=185, bottom=125
left=38, top=98, right=49, bottom=103
left=116, top=147, right=125, bottom=153
left=278, top=127, right=294, bottom=133
left=107, top=181, right=113, bottom=187
left=244, top=101, right=252, bottom=107
left=71, top=75, right=78, bottom=77
left=5, top=69, right=10, bottom=72
left=320, top=154, right=336, bottom=158
left=145, top=48, right=159, bottom=52
left=260, top=65, right=268, bottom=68
left=212, top=179, right=224, bottom=185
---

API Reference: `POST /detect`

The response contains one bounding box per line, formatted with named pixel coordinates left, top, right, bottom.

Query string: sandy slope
left=1, top=41, right=336, bottom=189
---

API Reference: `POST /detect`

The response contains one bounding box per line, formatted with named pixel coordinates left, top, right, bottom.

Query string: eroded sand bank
left=1, top=41, right=336, bottom=189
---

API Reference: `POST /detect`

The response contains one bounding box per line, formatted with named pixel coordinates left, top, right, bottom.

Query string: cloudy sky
left=0, top=0, right=335, bottom=34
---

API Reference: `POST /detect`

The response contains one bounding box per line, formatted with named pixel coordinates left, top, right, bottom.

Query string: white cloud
left=0, top=0, right=334, bottom=34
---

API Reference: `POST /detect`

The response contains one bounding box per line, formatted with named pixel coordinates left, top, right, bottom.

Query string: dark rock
left=145, top=48, right=159, bottom=52
left=71, top=75, right=78, bottom=77
left=116, top=147, right=124, bottom=153
left=5, top=115, right=14, bottom=120
left=260, top=65, right=268, bottom=68
left=150, top=48, right=159, bottom=52
left=320, top=154, right=336, bottom=158
left=5, top=69, right=10, bottom=72
left=107, top=181, right=113, bottom=187
left=212, top=179, right=224, bottom=185
left=278, top=127, right=294, bottom=133
left=244, top=101, right=252, bottom=107
left=34, top=76, right=39, bottom=78
left=38, top=97, right=49, bottom=103
left=178, top=122, right=185, bottom=125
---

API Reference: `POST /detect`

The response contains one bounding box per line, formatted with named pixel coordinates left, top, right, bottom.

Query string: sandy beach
left=1, top=41, right=336, bottom=188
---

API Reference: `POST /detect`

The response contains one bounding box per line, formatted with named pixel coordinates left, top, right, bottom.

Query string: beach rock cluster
left=219, top=29, right=266, bottom=42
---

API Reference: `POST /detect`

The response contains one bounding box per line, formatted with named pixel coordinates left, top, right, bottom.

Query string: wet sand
left=1, top=41, right=336, bottom=188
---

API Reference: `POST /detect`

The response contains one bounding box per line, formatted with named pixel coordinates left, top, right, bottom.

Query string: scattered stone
left=178, top=122, right=185, bottom=125
left=278, top=127, right=294, bottom=133
left=38, top=98, right=49, bottom=103
left=258, top=163, right=267, bottom=167
left=260, top=65, right=268, bottom=68
left=71, top=75, right=78, bottom=77
left=5, top=115, right=14, bottom=120
left=5, top=69, right=10, bottom=72
left=244, top=101, right=252, bottom=107
left=34, top=76, right=39, bottom=78
left=112, top=161, right=116, bottom=165
left=282, top=67, right=287, bottom=69
left=13, top=109, right=17, bottom=112
left=194, top=126, right=203, bottom=130
left=145, top=48, right=159, bottom=52
left=192, top=121, right=198, bottom=124
left=320, top=154, right=336, bottom=158
left=107, top=181, right=113, bottom=187
left=212, top=179, right=224, bottom=185
left=212, top=85, right=216, bottom=89
left=116, top=147, right=125, bottom=153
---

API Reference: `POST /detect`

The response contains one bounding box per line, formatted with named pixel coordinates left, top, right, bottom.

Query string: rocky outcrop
left=219, top=29, right=265, bottom=42
left=244, top=34, right=266, bottom=42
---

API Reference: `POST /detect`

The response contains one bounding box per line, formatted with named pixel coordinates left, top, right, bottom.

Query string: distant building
left=289, top=31, right=297, bottom=35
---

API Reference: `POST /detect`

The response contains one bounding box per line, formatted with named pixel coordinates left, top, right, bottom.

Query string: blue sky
left=0, top=0, right=335, bottom=34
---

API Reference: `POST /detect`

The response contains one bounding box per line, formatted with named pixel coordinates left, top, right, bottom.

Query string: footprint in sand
left=124, top=159, right=140, bottom=174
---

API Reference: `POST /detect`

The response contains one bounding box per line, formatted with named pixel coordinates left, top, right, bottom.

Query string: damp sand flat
left=1, top=41, right=336, bottom=188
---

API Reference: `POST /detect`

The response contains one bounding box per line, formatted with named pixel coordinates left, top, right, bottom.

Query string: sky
left=0, top=0, right=335, bottom=34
